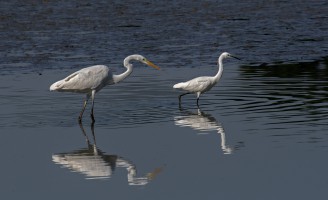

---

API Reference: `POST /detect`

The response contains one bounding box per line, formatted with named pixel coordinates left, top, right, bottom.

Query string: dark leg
left=90, top=90, right=96, bottom=122
left=79, top=94, right=91, bottom=123
left=90, top=120, right=96, bottom=146
left=78, top=120, right=91, bottom=146
left=178, top=92, right=190, bottom=106
left=196, top=92, right=201, bottom=108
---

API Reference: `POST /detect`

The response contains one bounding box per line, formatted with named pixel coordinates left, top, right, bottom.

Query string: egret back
left=50, top=65, right=114, bottom=93
left=173, top=76, right=214, bottom=94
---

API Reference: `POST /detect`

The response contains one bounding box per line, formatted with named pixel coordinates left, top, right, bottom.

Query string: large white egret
left=50, top=54, right=160, bottom=122
left=173, top=52, right=240, bottom=107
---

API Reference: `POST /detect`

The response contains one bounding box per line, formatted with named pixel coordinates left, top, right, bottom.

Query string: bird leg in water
left=78, top=120, right=91, bottom=145
left=196, top=92, right=201, bottom=108
left=90, top=90, right=96, bottom=122
left=90, top=121, right=96, bottom=145
left=178, top=92, right=190, bottom=105
left=79, top=94, right=91, bottom=122
left=78, top=120, right=97, bottom=148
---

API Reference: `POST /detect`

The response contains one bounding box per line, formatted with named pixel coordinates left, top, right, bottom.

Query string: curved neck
left=213, top=56, right=224, bottom=82
left=112, top=56, right=134, bottom=83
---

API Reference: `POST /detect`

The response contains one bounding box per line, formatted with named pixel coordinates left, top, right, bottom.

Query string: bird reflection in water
left=174, top=108, right=233, bottom=155
left=52, top=122, right=162, bottom=185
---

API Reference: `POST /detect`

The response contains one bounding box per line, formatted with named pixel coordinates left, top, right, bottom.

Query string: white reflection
left=52, top=122, right=162, bottom=185
left=174, top=108, right=233, bottom=154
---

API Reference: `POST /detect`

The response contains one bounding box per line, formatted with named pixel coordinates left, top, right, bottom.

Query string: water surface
left=1, top=0, right=328, bottom=199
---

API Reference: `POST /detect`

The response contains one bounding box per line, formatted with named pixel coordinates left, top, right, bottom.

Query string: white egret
left=50, top=54, right=160, bottom=122
left=173, top=52, right=240, bottom=107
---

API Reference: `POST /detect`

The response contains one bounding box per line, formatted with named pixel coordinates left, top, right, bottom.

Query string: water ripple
left=209, top=61, right=328, bottom=131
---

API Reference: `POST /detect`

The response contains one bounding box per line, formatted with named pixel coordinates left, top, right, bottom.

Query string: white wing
left=174, top=76, right=214, bottom=93
left=50, top=65, right=114, bottom=93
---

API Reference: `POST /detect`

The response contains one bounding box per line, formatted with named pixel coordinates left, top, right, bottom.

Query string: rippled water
left=1, top=0, right=328, bottom=199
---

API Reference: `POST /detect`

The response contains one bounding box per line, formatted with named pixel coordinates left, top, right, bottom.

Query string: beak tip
left=232, top=55, right=241, bottom=60
left=146, top=60, right=161, bottom=70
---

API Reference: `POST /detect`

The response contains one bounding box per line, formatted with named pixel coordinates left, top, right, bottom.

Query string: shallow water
left=1, top=0, right=328, bottom=199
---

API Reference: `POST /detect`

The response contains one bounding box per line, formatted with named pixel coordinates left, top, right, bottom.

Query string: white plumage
left=173, top=52, right=240, bottom=107
left=50, top=65, right=113, bottom=93
left=50, top=55, right=160, bottom=122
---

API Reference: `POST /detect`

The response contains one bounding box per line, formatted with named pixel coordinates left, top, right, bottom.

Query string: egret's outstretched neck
left=113, top=55, right=135, bottom=83
left=214, top=55, right=224, bottom=82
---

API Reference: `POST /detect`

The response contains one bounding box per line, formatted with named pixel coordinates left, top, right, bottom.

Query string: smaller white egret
left=50, top=55, right=160, bottom=122
left=173, top=52, right=240, bottom=107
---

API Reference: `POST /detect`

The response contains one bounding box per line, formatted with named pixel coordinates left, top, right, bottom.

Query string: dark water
left=1, top=1, right=328, bottom=199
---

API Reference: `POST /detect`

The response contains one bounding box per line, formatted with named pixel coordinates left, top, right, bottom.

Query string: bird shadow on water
left=174, top=106, right=243, bottom=155
left=52, top=121, right=163, bottom=185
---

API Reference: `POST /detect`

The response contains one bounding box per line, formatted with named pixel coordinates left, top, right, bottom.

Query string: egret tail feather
left=50, top=80, right=65, bottom=91
left=173, top=82, right=186, bottom=89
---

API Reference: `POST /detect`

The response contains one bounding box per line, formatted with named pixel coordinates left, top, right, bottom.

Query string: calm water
left=1, top=0, right=328, bottom=199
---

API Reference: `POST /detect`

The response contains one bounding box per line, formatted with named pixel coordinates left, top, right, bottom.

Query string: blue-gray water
left=1, top=1, right=328, bottom=199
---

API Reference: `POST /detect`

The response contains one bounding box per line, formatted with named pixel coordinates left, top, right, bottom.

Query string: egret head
left=124, top=55, right=160, bottom=70
left=135, top=55, right=161, bottom=70
left=221, top=52, right=241, bottom=60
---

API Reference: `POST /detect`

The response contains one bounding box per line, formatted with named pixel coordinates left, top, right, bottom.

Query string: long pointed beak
left=231, top=55, right=241, bottom=60
left=146, top=60, right=160, bottom=70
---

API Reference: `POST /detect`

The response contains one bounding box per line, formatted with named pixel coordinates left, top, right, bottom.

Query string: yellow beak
left=146, top=60, right=160, bottom=70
